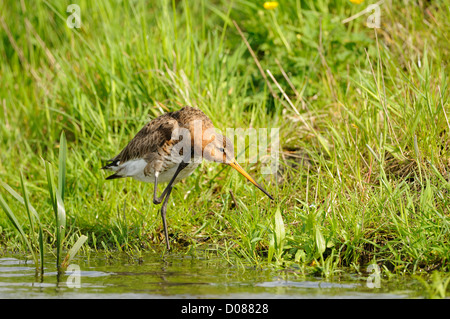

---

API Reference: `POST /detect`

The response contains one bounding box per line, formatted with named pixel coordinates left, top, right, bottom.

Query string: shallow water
left=0, top=253, right=423, bottom=298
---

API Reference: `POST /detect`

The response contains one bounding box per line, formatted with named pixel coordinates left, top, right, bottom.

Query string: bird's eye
left=219, top=147, right=225, bottom=153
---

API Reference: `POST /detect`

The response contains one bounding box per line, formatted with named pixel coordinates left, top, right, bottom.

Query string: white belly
left=114, top=159, right=199, bottom=184
left=157, top=162, right=200, bottom=184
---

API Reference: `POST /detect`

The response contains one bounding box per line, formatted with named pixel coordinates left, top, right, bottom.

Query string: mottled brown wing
left=103, top=106, right=213, bottom=170
left=171, top=106, right=213, bottom=130
left=111, top=114, right=178, bottom=164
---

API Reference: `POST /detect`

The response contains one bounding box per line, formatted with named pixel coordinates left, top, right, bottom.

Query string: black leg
left=160, top=186, right=173, bottom=251
left=153, top=161, right=189, bottom=205
left=152, top=161, right=190, bottom=250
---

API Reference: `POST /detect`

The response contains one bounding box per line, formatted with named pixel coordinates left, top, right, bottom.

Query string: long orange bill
left=229, top=159, right=274, bottom=200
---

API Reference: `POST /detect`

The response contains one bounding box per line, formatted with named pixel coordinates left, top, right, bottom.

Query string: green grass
left=0, top=131, right=86, bottom=274
left=0, top=0, right=449, bottom=283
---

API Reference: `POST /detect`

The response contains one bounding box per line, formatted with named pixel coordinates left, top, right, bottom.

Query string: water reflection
left=0, top=254, right=421, bottom=298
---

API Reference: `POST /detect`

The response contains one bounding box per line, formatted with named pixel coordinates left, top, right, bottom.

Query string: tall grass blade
left=366, top=144, right=381, bottom=163
left=43, top=132, right=68, bottom=271
left=19, top=173, right=39, bottom=267
left=45, top=160, right=57, bottom=213
left=58, top=131, right=67, bottom=201
left=56, top=131, right=68, bottom=271
left=45, top=159, right=63, bottom=269
left=20, top=173, right=36, bottom=233
left=1, top=181, right=39, bottom=219
left=38, top=228, right=44, bottom=275
left=55, top=190, right=66, bottom=268
left=0, top=194, right=35, bottom=259
left=1, top=179, right=44, bottom=273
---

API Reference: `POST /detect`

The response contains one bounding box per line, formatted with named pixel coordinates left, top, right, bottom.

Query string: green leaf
left=61, top=235, right=88, bottom=270
left=274, top=208, right=285, bottom=250
left=295, top=249, right=305, bottom=263
left=315, top=227, right=326, bottom=255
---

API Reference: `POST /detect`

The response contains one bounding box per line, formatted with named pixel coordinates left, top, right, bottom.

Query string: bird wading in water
left=102, top=106, right=273, bottom=250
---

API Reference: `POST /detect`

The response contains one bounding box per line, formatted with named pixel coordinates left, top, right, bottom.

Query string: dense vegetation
left=0, top=1, right=449, bottom=280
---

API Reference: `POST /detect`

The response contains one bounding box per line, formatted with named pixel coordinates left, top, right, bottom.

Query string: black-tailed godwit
left=102, top=106, right=273, bottom=250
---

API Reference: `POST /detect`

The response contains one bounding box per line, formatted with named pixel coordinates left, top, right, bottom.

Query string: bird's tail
left=101, top=159, right=124, bottom=180
left=105, top=173, right=123, bottom=180
left=101, top=159, right=119, bottom=170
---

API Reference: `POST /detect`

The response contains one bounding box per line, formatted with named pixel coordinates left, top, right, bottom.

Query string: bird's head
left=203, top=133, right=274, bottom=200
left=203, top=133, right=234, bottom=164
